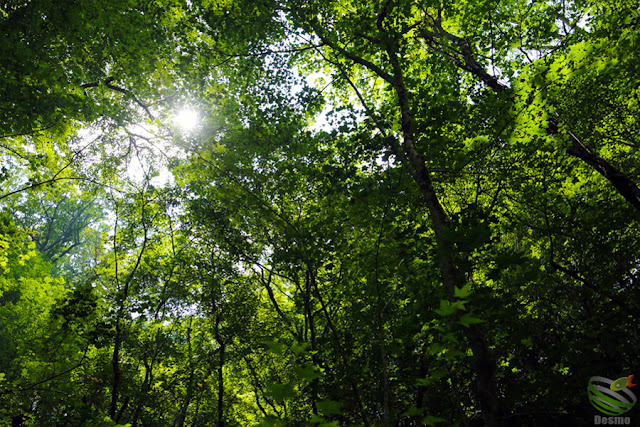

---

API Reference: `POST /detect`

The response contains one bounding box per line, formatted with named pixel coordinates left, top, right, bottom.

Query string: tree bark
left=109, top=322, right=122, bottom=420
left=302, top=272, right=319, bottom=416
left=566, top=136, right=640, bottom=211
left=382, top=33, right=504, bottom=427
left=215, top=314, right=225, bottom=427
left=109, top=200, right=149, bottom=422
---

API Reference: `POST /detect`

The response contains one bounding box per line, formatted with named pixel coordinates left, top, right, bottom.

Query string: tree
left=2, top=1, right=640, bottom=426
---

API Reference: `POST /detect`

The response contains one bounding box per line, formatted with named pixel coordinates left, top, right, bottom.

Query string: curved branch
left=81, top=77, right=156, bottom=121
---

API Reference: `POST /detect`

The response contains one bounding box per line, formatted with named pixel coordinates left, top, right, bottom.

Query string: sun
left=175, top=108, right=199, bottom=131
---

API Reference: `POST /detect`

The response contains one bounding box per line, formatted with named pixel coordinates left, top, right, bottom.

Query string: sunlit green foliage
left=1, top=0, right=640, bottom=426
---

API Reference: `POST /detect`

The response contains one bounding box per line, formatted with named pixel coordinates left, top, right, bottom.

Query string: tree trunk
left=383, top=36, right=504, bottom=427
left=215, top=314, right=225, bottom=427
left=567, top=137, right=640, bottom=211
left=109, top=320, right=122, bottom=420
left=303, top=272, right=319, bottom=415
left=311, top=13, right=503, bottom=426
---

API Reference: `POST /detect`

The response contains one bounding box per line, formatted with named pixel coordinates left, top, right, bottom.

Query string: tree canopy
left=1, top=0, right=640, bottom=426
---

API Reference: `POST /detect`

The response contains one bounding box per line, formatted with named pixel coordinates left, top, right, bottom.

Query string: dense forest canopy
left=1, top=0, right=639, bottom=425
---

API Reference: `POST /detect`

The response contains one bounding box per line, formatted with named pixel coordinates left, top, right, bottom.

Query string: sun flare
left=175, top=108, right=199, bottom=131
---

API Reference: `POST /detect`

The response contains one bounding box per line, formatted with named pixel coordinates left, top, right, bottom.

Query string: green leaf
left=317, top=399, right=343, bottom=415
left=309, top=414, right=325, bottom=424
left=258, top=416, right=287, bottom=427
left=458, top=313, right=485, bottom=327
left=403, top=406, right=425, bottom=416
left=262, top=340, right=287, bottom=355
left=291, top=341, right=310, bottom=355
left=423, top=415, right=448, bottom=425
left=427, top=343, right=447, bottom=356
left=454, top=282, right=472, bottom=298
left=435, top=299, right=467, bottom=316
left=434, top=300, right=457, bottom=316
left=294, top=365, right=322, bottom=381
left=266, top=382, right=297, bottom=401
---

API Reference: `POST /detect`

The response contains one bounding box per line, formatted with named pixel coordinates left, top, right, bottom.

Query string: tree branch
left=81, top=77, right=156, bottom=121
left=0, top=124, right=56, bottom=140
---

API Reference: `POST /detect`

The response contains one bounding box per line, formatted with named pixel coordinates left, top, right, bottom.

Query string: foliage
left=1, top=1, right=640, bottom=426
